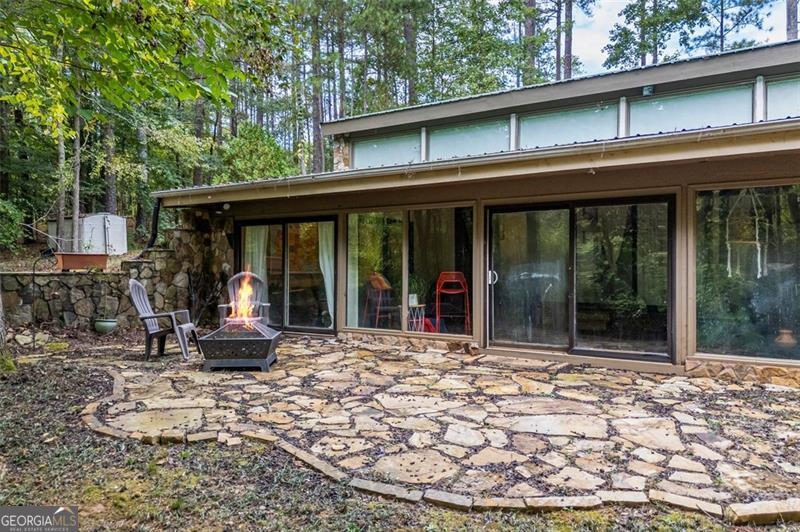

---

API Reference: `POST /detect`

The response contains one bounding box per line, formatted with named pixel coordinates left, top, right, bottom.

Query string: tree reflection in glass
left=697, top=186, right=800, bottom=359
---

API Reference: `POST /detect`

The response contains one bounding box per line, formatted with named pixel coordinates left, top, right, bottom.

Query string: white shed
left=47, top=213, right=128, bottom=255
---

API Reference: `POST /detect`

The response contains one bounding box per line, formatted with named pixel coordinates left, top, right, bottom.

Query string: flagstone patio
left=76, top=337, right=800, bottom=522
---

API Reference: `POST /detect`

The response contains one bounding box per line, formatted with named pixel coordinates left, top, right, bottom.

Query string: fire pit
left=198, top=273, right=281, bottom=371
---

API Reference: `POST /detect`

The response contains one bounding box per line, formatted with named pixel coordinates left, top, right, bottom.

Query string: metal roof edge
left=154, top=118, right=800, bottom=202
left=321, top=40, right=800, bottom=137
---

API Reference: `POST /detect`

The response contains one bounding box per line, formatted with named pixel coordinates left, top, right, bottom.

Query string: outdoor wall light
left=213, top=203, right=232, bottom=215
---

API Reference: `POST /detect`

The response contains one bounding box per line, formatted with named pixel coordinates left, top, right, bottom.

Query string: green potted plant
left=408, top=274, right=427, bottom=306
left=94, top=284, right=118, bottom=334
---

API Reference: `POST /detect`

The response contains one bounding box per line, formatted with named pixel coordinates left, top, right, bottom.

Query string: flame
left=233, top=271, right=255, bottom=323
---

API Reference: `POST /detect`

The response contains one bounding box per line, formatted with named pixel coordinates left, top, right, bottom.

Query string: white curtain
left=243, top=226, right=268, bottom=300
left=318, top=222, right=335, bottom=328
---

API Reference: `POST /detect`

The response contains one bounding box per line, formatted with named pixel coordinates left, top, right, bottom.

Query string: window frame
left=427, top=117, right=512, bottom=161
left=627, top=81, right=755, bottom=136
left=350, top=129, right=423, bottom=170
left=486, top=194, right=676, bottom=363
left=765, top=74, right=800, bottom=121
left=344, top=210, right=405, bottom=331
left=689, top=179, right=800, bottom=364
left=342, top=202, right=478, bottom=340
left=235, top=215, right=339, bottom=335
left=517, top=100, right=620, bottom=149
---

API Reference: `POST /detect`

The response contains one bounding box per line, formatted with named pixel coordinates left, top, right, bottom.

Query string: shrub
left=0, top=199, right=24, bottom=252
left=214, top=123, right=297, bottom=184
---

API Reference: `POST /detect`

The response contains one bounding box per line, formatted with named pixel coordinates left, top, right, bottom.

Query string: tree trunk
left=214, top=108, right=223, bottom=147
left=563, top=0, right=573, bottom=79
left=71, top=112, right=81, bottom=252
left=14, top=109, right=31, bottom=242
left=230, top=89, right=238, bottom=138
left=554, top=0, right=562, bottom=81
left=0, top=103, right=8, bottom=199
left=523, top=0, right=537, bottom=84
left=362, top=31, right=369, bottom=113
left=788, top=0, right=799, bottom=40
left=403, top=13, right=418, bottom=105
left=56, top=124, right=66, bottom=247
left=719, top=0, right=725, bottom=52
left=135, top=123, right=148, bottom=236
left=103, top=122, right=117, bottom=214
left=311, top=12, right=324, bottom=174
left=256, top=89, right=265, bottom=127
left=639, top=0, right=647, bottom=66
left=652, top=0, right=659, bottom=64
left=0, top=275, right=6, bottom=348
left=337, top=11, right=347, bottom=118
left=192, top=98, right=204, bottom=186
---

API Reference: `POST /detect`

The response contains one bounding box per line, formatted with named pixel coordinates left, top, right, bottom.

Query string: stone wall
left=0, top=249, right=182, bottom=329
left=0, top=208, right=235, bottom=330
left=338, top=331, right=480, bottom=355
left=332, top=136, right=350, bottom=171
left=685, top=358, right=800, bottom=387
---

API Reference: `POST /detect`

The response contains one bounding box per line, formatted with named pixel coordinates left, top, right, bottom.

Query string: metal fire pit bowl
left=198, top=317, right=281, bottom=372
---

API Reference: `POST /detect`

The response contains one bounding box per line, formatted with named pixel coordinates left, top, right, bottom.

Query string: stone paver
left=77, top=337, right=800, bottom=520
left=726, top=498, right=800, bottom=525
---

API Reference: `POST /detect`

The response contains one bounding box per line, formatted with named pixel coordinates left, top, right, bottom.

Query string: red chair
left=434, top=272, right=471, bottom=334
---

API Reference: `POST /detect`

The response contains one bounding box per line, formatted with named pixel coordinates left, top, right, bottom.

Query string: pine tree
left=689, top=0, right=774, bottom=53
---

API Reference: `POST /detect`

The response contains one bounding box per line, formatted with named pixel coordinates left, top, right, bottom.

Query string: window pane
left=629, top=85, right=752, bottom=136
left=575, top=202, right=670, bottom=353
left=491, top=209, right=569, bottom=346
left=352, top=132, right=421, bottom=169
left=696, top=186, right=800, bottom=360
left=287, top=221, right=335, bottom=329
left=520, top=104, right=618, bottom=149
left=767, top=77, right=800, bottom=120
left=241, top=224, right=283, bottom=326
left=428, top=119, right=509, bottom=160
left=347, top=212, right=403, bottom=329
left=408, top=207, right=473, bottom=335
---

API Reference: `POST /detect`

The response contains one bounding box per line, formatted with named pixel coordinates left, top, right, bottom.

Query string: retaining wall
left=0, top=208, right=234, bottom=329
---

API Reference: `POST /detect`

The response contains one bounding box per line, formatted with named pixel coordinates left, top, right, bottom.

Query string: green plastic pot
left=94, top=319, right=118, bottom=335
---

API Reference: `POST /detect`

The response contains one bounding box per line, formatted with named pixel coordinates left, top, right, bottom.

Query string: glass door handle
left=488, top=270, right=498, bottom=285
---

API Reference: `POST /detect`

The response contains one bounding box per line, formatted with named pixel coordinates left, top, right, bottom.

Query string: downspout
left=136, top=197, right=162, bottom=259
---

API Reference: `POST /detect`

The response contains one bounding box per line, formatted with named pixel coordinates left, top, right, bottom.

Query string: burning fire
left=232, top=271, right=255, bottom=323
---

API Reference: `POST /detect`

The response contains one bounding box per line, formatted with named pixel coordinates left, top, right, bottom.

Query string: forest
left=0, top=0, right=794, bottom=252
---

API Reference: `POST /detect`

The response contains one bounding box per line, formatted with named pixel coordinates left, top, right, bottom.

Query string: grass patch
left=46, top=342, right=70, bottom=352
left=651, top=511, right=724, bottom=532
left=0, top=350, right=16, bottom=374
left=549, top=508, right=617, bottom=531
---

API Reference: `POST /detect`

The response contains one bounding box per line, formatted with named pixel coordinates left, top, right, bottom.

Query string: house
left=155, top=41, right=800, bottom=377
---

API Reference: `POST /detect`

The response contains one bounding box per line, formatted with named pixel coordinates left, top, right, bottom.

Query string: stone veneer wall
left=332, top=136, right=350, bottom=171
left=685, top=358, right=800, bottom=387
left=0, top=208, right=235, bottom=330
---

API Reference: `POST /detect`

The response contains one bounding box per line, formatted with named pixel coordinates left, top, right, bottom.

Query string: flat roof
left=321, top=41, right=800, bottom=137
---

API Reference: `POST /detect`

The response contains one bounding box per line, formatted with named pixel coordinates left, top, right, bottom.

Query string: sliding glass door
left=574, top=203, right=670, bottom=354
left=240, top=218, right=336, bottom=332
left=490, top=209, right=570, bottom=346
left=488, top=197, right=673, bottom=361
